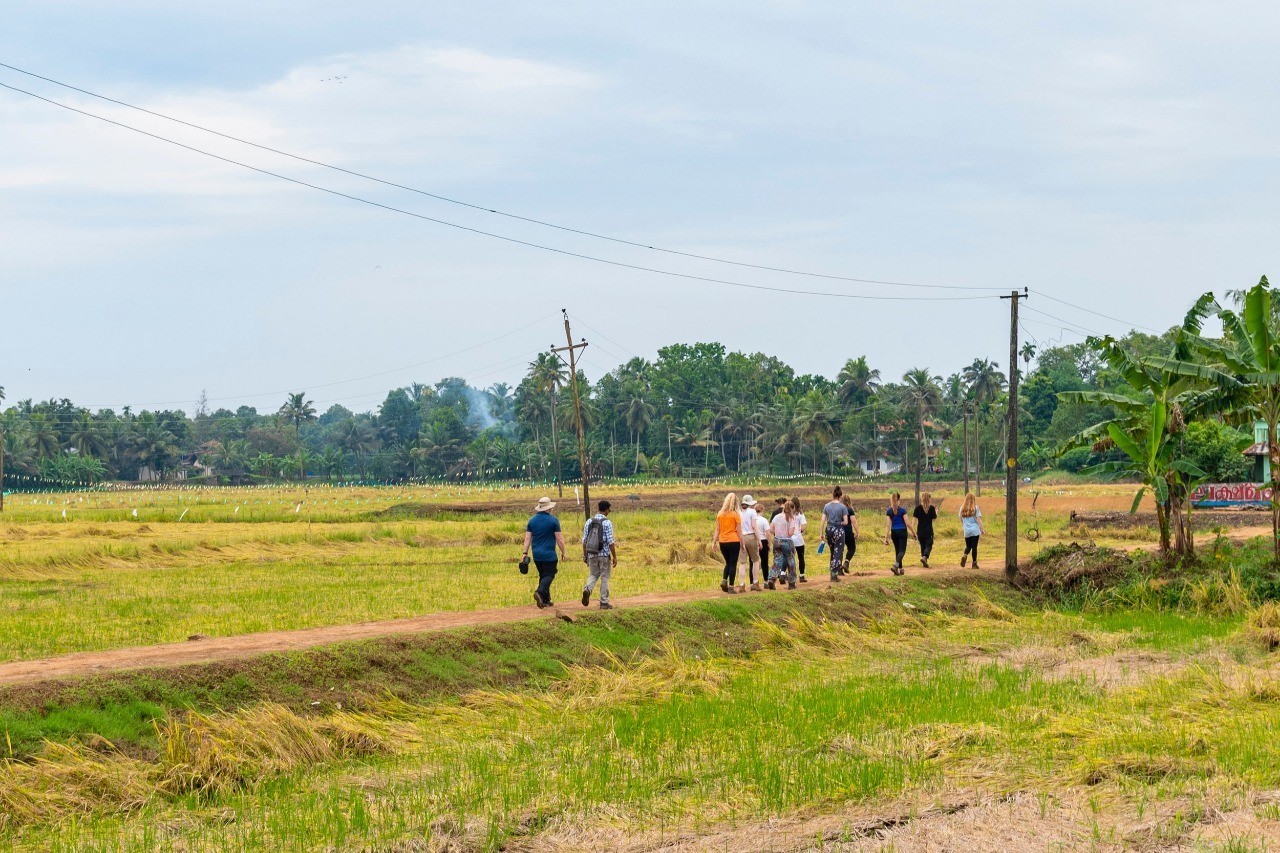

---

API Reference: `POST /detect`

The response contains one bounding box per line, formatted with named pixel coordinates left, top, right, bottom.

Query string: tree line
left=0, top=287, right=1267, bottom=524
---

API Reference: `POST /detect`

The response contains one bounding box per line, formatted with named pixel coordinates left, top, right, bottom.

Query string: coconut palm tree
left=68, top=412, right=104, bottom=459
left=902, top=368, right=944, bottom=505
left=836, top=356, right=881, bottom=406
left=963, top=359, right=1006, bottom=493
left=28, top=414, right=59, bottom=461
left=793, top=391, right=839, bottom=475
left=278, top=392, right=317, bottom=481
left=617, top=395, right=656, bottom=474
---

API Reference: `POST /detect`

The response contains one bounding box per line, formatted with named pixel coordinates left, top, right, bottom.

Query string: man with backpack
left=580, top=500, right=617, bottom=610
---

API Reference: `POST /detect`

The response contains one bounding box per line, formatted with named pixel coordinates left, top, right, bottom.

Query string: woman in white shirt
left=749, top=511, right=770, bottom=591
left=790, top=495, right=808, bottom=583
left=768, top=500, right=800, bottom=590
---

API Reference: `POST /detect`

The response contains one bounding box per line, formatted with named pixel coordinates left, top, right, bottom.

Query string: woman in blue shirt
left=881, top=492, right=916, bottom=575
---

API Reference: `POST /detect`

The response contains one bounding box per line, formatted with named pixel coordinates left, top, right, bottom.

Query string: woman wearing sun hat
left=523, top=496, right=567, bottom=607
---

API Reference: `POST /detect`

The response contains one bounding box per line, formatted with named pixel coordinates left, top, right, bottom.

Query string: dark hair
left=598, top=500, right=611, bottom=512
left=775, top=497, right=786, bottom=504
left=790, top=496, right=802, bottom=513
left=833, top=486, right=843, bottom=498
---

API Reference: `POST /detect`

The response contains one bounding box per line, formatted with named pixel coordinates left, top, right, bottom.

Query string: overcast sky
left=3, top=2, right=1278, bottom=414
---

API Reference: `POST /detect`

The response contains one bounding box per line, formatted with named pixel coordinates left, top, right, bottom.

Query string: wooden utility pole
left=552, top=310, right=592, bottom=521
left=1001, top=288, right=1028, bottom=578
left=0, top=428, right=5, bottom=512
left=962, top=404, right=970, bottom=496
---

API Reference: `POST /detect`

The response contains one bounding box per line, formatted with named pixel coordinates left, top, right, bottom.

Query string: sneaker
left=787, top=582, right=796, bottom=590
left=830, top=574, right=842, bottom=582
left=737, top=584, right=747, bottom=593
left=842, top=560, right=850, bottom=572
left=750, top=582, right=763, bottom=591
left=533, top=591, right=546, bottom=608
left=599, top=602, right=614, bottom=610
left=581, top=589, right=591, bottom=607
left=721, top=580, right=729, bottom=593
left=972, top=562, right=980, bottom=571
left=921, top=558, right=929, bottom=568
left=727, top=586, right=739, bottom=594
left=765, top=580, right=776, bottom=590
left=960, top=556, right=967, bottom=568
left=799, top=575, right=807, bottom=583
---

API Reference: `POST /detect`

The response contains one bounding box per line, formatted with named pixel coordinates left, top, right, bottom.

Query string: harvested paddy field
left=3, top=482, right=1278, bottom=851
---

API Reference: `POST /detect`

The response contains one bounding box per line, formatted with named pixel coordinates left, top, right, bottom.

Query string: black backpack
left=584, top=517, right=606, bottom=554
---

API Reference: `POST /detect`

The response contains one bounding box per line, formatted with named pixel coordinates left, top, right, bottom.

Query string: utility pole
left=1000, top=288, right=1028, bottom=578
left=962, top=404, right=970, bottom=496
left=0, top=428, right=5, bottom=513
left=552, top=310, right=592, bottom=521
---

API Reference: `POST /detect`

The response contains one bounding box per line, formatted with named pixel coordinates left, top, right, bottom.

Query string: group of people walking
left=518, top=486, right=987, bottom=609
left=713, top=487, right=987, bottom=592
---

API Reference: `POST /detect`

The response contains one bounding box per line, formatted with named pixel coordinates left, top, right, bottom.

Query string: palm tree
left=963, top=359, right=1006, bottom=494
left=68, top=412, right=104, bottom=459
left=902, top=368, right=944, bottom=505
left=793, top=391, right=839, bottom=475
left=528, top=353, right=568, bottom=490
left=836, top=356, right=881, bottom=406
left=617, top=395, right=656, bottom=474
left=28, top=414, right=59, bottom=461
left=278, top=393, right=317, bottom=481
left=318, top=447, right=347, bottom=482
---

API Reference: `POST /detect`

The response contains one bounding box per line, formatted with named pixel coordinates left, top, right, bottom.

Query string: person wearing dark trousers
left=840, top=494, right=857, bottom=573
left=822, top=486, right=849, bottom=582
left=523, top=496, right=567, bottom=607
left=790, top=496, right=807, bottom=582
left=712, top=492, right=742, bottom=593
left=913, top=493, right=938, bottom=568
left=882, top=492, right=916, bottom=575
left=960, top=492, right=984, bottom=569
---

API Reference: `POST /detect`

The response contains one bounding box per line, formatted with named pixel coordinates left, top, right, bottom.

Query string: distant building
left=1244, top=419, right=1273, bottom=482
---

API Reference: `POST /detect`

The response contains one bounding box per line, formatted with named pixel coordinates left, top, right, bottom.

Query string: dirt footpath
left=0, top=567, right=999, bottom=687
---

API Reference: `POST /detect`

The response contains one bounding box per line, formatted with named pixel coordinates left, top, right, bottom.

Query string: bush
left=1183, top=420, right=1251, bottom=482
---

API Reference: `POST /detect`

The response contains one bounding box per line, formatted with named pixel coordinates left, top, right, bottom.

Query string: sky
left=3, top=1, right=1279, bottom=415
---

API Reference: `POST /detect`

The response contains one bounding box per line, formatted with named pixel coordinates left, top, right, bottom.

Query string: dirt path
left=0, top=566, right=1001, bottom=687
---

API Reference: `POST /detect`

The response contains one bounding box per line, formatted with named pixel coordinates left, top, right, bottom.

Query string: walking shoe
left=842, top=560, right=850, bottom=572
left=727, top=586, right=738, bottom=594
left=830, top=574, right=842, bottom=582
left=721, top=580, right=729, bottom=593
left=972, top=562, right=980, bottom=570
left=960, top=556, right=967, bottom=567
left=750, top=582, right=763, bottom=591
left=799, top=575, right=807, bottom=583
left=533, top=590, right=546, bottom=608
left=599, top=602, right=614, bottom=610
left=581, top=589, right=591, bottom=607
left=737, top=584, right=747, bottom=593
left=787, top=582, right=796, bottom=590
left=921, top=558, right=929, bottom=568
left=765, top=580, right=776, bottom=590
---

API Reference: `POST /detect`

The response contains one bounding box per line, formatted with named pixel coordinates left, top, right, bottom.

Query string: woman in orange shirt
left=711, top=492, right=742, bottom=594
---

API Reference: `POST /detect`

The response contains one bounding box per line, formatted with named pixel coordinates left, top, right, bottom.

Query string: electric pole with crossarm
left=552, top=310, right=592, bottom=521
left=1001, top=288, right=1028, bottom=578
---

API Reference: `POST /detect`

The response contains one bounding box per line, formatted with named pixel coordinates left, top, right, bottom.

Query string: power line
left=1029, top=289, right=1162, bottom=335
left=73, top=313, right=558, bottom=410
left=0, top=61, right=1007, bottom=294
left=0, top=79, right=997, bottom=304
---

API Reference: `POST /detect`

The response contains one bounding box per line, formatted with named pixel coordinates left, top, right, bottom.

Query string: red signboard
left=1191, top=483, right=1274, bottom=505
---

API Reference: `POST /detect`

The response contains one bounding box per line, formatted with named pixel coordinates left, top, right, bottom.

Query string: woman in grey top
left=821, top=486, right=849, bottom=582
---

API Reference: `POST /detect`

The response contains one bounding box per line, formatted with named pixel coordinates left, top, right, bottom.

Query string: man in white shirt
left=738, top=495, right=761, bottom=593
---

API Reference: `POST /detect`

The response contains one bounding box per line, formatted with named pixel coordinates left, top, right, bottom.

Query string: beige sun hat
left=534, top=496, right=556, bottom=512
left=741, top=494, right=758, bottom=506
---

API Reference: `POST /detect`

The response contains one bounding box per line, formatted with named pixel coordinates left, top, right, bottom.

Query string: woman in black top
left=912, top=492, right=938, bottom=568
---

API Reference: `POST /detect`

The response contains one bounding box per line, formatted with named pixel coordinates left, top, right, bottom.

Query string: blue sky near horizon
left=3, top=2, right=1279, bottom=414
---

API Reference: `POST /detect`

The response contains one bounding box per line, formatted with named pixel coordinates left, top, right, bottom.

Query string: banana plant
left=1058, top=306, right=1240, bottom=558
left=1190, top=277, right=1280, bottom=558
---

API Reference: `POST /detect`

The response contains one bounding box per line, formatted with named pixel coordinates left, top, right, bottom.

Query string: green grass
left=6, top=570, right=1280, bottom=850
